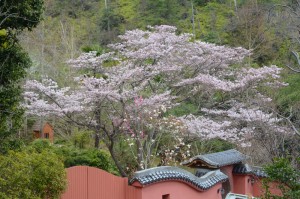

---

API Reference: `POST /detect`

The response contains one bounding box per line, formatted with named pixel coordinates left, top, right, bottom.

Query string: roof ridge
left=130, top=166, right=228, bottom=191
left=181, top=149, right=247, bottom=168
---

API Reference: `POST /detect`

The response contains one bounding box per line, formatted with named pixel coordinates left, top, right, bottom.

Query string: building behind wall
left=32, top=121, right=54, bottom=143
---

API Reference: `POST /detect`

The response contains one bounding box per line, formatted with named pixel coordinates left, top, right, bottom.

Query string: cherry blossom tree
left=24, top=25, right=289, bottom=175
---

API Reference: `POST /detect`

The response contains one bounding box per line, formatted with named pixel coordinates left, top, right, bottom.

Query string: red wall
left=43, top=123, right=54, bottom=143
left=61, top=166, right=141, bottom=199
left=253, top=178, right=283, bottom=198
left=232, top=174, right=283, bottom=198
left=232, top=174, right=253, bottom=196
left=140, top=181, right=223, bottom=199
left=61, top=166, right=88, bottom=199
left=220, top=165, right=234, bottom=196
left=61, top=166, right=224, bottom=199
left=61, top=166, right=283, bottom=199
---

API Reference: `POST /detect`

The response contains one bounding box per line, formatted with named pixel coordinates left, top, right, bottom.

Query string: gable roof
left=233, top=164, right=267, bottom=178
left=181, top=149, right=247, bottom=168
left=32, top=121, right=53, bottom=132
left=129, top=166, right=228, bottom=191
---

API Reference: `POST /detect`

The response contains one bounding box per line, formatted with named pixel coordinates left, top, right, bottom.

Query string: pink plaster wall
left=61, top=166, right=142, bottom=199
left=220, top=165, right=234, bottom=193
left=140, top=181, right=223, bottom=199
left=253, top=179, right=283, bottom=198
left=232, top=175, right=253, bottom=196
left=125, top=185, right=142, bottom=199
left=61, top=166, right=283, bottom=199
left=232, top=174, right=283, bottom=198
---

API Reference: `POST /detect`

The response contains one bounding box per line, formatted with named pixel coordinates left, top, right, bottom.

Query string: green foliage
left=73, top=132, right=91, bottom=148
left=140, top=0, right=181, bottom=26
left=190, top=138, right=235, bottom=156
left=0, top=43, right=31, bottom=84
left=278, top=74, right=300, bottom=107
left=167, top=102, right=198, bottom=116
left=81, top=45, right=105, bottom=54
left=194, top=0, right=212, bottom=6
left=72, top=130, right=92, bottom=149
left=99, top=8, right=124, bottom=31
left=116, top=0, right=140, bottom=29
left=277, top=73, right=300, bottom=123
left=29, top=139, right=53, bottom=152
left=197, top=2, right=234, bottom=43
left=0, top=0, right=43, bottom=152
left=20, top=0, right=300, bottom=176
left=263, top=158, right=300, bottom=199
left=0, top=138, right=24, bottom=154
left=194, top=0, right=234, bottom=7
left=45, top=0, right=98, bottom=18
left=114, top=135, right=139, bottom=174
left=0, top=0, right=44, bottom=31
left=56, top=146, right=119, bottom=174
left=29, top=139, right=118, bottom=174
left=0, top=147, right=66, bottom=199
left=0, top=43, right=31, bottom=146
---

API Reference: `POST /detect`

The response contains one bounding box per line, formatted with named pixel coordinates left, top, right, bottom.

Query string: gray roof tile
left=129, top=166, right=228, bottom=191
left=233, top=164, right=267, bottom=178
left=195, top=168, right=214, bottom=177
left=182, top=149, right=247, bottom=168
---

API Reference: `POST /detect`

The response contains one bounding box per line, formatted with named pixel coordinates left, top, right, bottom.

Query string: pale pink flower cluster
left=67, top=51, right=116, bottom=70
left=24, top=25, right=288, bottom=150
left=179, top=115, right=240, bottom=142
left=175, top=65, right=285, bottom=92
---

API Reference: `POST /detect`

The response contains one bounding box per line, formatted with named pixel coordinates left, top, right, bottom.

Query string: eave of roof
left=233, top=164, right=267, bottom=178
left=129, top=166, right=228, bottom=191
left=181, top=149, right=247, bottom=168
left=195, top=168, right=215, bottom=177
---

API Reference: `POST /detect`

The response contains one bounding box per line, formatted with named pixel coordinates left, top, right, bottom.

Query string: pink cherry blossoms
left=24, top=25, right=290, bottom=175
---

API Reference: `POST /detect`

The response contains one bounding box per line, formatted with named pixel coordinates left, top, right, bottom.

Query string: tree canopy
left=0, top=0, right=44, bottom=151
left=0, top=0, right=44, bottom=31
left=0, top=146, right=66, bottom=199
left=24, top=25, right=292, bottom=176
left=263, top=158, right=300, bottom=199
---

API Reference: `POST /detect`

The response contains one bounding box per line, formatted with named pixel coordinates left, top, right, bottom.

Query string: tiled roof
left=195, top=168, right=214, bottom=177
left=181, top=149, right=247, bottom=168
left=233, top=164, right=267, bottom=178
left=32, top=121, right=50, bottom=131
left=129, top=166, right=228, bottom=191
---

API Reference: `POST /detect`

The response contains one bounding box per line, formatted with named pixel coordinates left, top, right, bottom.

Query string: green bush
left=0, top=149, right=66, bottom=199
left=263, top=158, right=300, bottom=199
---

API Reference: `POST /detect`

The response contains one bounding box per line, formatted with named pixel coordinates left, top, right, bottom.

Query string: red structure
left=61, top=166, right=140, bottom=199
left=232, top=164, right=283, bottom=197
left=61, top=150, right=282, bottom=199
left=32, top=121, right=54, bottom=143
left=61, top=166, right=226, bottom=199
left=183, top=149, right=282, bottom=198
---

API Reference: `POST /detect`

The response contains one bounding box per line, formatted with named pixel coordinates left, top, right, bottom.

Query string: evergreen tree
left=0, top=0, right=44, bottom=152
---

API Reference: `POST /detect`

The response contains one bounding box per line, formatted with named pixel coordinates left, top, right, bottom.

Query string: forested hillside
left=21, top=0, right=300, bottom=162
left=1, top=0, right=299, bottom=197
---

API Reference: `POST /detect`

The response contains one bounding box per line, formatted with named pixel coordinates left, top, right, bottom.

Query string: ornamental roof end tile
left=181, top=149, right=248, bottom=168
left=129, top=166, right=228, bottom=191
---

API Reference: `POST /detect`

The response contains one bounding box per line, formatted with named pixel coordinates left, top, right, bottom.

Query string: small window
left=44, top=133, right=49, bottom=139
left=162, top=194, right=170, bottom=199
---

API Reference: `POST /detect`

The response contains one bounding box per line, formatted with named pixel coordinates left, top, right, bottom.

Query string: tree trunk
left=108, top=142, right=127, bottom=177
left=94, top=133, right=100, bottom=148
